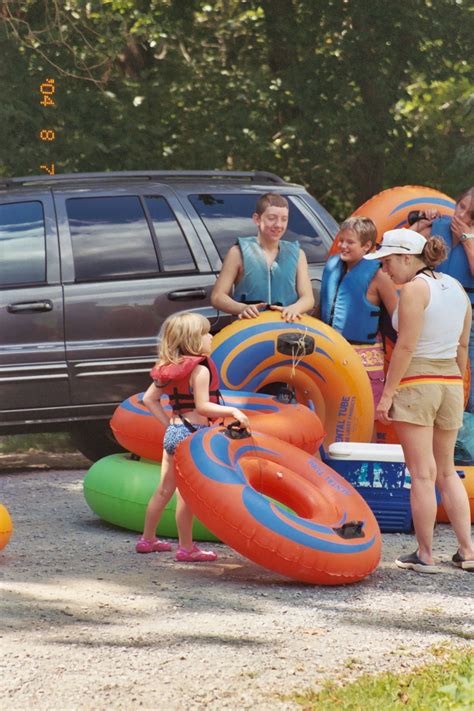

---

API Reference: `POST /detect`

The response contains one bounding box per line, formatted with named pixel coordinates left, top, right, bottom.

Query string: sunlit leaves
left=0, top=0, right=472, bottom=217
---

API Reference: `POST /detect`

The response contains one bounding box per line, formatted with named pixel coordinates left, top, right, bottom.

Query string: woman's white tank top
left=392, top=272, right=467, bottom=358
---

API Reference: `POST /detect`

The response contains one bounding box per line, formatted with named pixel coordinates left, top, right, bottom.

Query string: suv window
left=301, top=193, right=340, bottom=235
left=189, top=193, right=326, bottom=263
left=145, top=196, right=196, bottom=272
left=66, top=196, right=159, bottom=281
left=0, top=201, right=46, bottom=287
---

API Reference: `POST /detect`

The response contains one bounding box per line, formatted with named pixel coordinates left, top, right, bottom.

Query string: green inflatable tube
left=83, top=453, right=219, bottom=542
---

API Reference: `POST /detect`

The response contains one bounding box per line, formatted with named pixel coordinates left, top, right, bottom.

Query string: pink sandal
left=175, top=544, right=217, bottom=562
left=136, top=537, right=173, bottom=554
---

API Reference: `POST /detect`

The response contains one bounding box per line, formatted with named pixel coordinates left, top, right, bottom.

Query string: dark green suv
left=0, top=170, right=338, bottom=459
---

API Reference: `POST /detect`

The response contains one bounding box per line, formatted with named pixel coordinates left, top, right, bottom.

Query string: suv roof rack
left=0, top=170, right=288, bottom=189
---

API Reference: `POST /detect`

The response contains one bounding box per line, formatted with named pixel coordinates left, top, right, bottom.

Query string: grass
left=0, top=433, right=77, bottom=454
left=286, top=645, right=474, bottom=710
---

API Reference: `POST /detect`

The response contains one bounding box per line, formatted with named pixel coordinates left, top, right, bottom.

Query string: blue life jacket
left=321, top=255, right=381, bottom=344
left=432, top=216, right=474, bottom=308
left=233, top=237, right=300, bottom=306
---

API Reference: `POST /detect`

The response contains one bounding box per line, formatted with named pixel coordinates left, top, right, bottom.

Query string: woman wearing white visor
left=365, top=228, right=473, bottom=573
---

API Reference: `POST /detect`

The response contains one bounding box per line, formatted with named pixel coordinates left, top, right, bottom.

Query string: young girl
left=136, top=312, right=250, bottom=562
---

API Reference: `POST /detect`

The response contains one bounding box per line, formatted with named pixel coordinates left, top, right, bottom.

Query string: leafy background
left=1, top=0, right=472, bottom=219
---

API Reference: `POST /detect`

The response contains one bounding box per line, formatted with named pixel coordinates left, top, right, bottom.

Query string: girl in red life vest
left=136, top=312, right=249, bottom=561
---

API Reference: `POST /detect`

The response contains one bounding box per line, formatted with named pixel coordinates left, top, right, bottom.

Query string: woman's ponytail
left=422, top=236, right=447, bottom=268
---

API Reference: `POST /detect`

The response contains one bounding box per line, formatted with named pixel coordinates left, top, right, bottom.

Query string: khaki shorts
left=390, top=358, right=464, bottom=430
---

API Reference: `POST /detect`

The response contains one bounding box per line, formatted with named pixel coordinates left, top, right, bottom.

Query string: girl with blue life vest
left=136, top=312, right=249, bottom=561
left=408, top=187, right=474, bottom=412
left=320, top=217, right=398, bottom=408
left=211, top=193, right=314, bottom=322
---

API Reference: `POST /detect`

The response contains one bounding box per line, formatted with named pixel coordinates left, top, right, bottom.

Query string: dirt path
left=0, top=467, right=472, bottom=710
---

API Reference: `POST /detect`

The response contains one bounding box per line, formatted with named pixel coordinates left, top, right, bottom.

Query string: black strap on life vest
left=166, top=359, right=223, bottom=432
left=158, top=358, right=222, bottom=415
left=167, top=385, right=222, bottom=413
left=379, top=302, right=397, bottom=353
left=167, top=387, right=195, bottom=413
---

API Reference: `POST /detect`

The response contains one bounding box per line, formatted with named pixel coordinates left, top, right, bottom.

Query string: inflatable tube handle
left=274, top=386, right=297, bottom=404
left=276, top=332, right=315, bottom=356
left=407, top=210, right=425, bottom=225
left=225, top=422, right=251, bottom=440
left=333, top=520, right=365, bottom=539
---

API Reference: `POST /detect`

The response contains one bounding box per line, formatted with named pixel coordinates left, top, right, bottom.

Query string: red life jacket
left=150, top=355, right=221, bottom=414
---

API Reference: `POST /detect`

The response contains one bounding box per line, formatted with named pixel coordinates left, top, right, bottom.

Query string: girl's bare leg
left=395, top=422, right=437, bottom=564
left=142, top=450, right=176, bottom=540
left=175, top=492, right=194, bottom=550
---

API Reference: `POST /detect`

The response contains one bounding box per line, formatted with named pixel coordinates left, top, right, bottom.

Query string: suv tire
left=71, top=421, right=125, bottom=462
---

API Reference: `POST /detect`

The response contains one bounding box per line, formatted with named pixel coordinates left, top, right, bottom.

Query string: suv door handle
left=167, top=288, right=207, bottom=301
left=7, top=300, right=53, bottom=313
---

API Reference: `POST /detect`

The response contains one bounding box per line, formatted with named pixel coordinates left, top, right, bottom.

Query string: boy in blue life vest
left=211, top=193, right=314, bottom=322
left=320, top=217, right=398, bottom=409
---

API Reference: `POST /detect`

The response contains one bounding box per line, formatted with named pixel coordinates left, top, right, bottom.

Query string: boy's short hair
left=255, top=193, right=289, bottom=216
left=340, top=216, right=377, bottom=249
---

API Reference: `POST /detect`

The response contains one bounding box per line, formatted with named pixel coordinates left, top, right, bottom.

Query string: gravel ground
left=0, top=466, right=473, bottom=711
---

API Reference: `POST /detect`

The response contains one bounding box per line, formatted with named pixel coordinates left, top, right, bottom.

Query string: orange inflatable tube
left=110, top=388, right=325, bottom=461
left=175, top=425, right=381, bottom=585
left=211, top=312, right=374, bottom=447
left=0, top=503, right=13, bottom=551
left=437, top=466, right=474, bottom=524
left=329, top=185, right=455, bottom=255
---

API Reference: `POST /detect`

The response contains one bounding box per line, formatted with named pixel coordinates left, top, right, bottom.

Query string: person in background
left=408, top=187, right=474, bottom=412
left=211, top=193, right=314, bottom=322
left=368, top=229, right=473, bottom=574
left=320, top=216, right=398, bottom=410
left=136, top=312, right=249, bottom=561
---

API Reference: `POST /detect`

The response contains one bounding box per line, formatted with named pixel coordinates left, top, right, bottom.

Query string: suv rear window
left=145, top=196, right=195, bottom=272
left=189, top=193, right=326, bottom=263
left=0, top=201, right=46, bottom=287
left=66, top=196, right=159, bottom=281
left=66, top=195, right=196, bottom=280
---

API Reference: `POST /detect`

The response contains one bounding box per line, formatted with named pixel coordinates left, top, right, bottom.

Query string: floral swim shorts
left=163, top=423, right=207, bottom=455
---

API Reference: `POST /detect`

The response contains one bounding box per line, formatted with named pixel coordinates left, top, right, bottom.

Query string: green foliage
left=287, top=646, right=474, bottom=710
left=392, top=70, right=474, bottom=199
left=0, top=433, right=77, bottom=454
left=1, top=0, right=472, bottom=219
